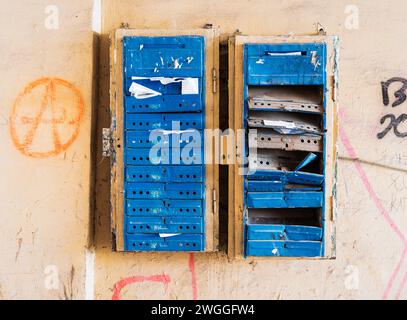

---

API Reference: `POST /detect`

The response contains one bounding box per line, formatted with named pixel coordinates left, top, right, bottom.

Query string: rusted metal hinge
left=212, top=188, right=217, bottom=215
left=212, top=68, right=217, bottom=94
left=102, top=128, right=113, bottom=157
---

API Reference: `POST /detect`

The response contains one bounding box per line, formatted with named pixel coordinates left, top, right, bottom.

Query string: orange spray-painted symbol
left=9, top=77, right=85, bottom=158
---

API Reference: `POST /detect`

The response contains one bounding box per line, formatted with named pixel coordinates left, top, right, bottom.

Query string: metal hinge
left=212, top=188, right=217, bottom=215
left=330, top=75, right=336, bottom=102
left=102, top=128, right=113, bottom=157
left=212, top=68, right=217, bottom=94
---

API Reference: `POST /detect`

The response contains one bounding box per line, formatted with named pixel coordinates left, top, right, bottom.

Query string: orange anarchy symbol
left=9, top=78, right=85, bottom=158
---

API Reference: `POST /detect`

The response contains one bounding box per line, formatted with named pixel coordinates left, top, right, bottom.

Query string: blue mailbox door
left=122, top=36, right=206, bottom=251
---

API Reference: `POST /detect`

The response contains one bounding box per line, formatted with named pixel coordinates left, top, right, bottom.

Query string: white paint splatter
left=154, top=68, right=159, bottom=73
left=174, top=60, right=182, bottom=69
left=160, top=56, right=164, bottom=66
left=344, top=265, right=359, bottom=290
left=256, top=58, right=265, bottom=64
left=92, top=0, right=102, bottom=33
left=310, top=51, right=321, bottom=70
left=85, top=248, right=95, bottom=300
left=186, top=57, right=194, bottom=64
left=272, top=248, right=278, bottom=255
left=171, top=57, right=182, bottom=69
left=139, top=44, right=144, bottom=50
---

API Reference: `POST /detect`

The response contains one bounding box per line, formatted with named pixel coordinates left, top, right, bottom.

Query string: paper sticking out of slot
left=260, top=119, right=313, bottom=135
left=276, top=128, right=298, bottom=135
left=159, top=233, right=181, bottom=238
left=263, top=120, right=296, bottom=129
left=181, top=78, right=199, bottom=94
left=267, top=51, right=303, bottom=56
left=130, top=77, right=199, bottom=95
left=248, top=112, right=322, bottom=135
left=132, top=76, right=182, bottom=85
left=159, top=129, right=197, bottom=135
left=129, top=82, right=162, bottom=99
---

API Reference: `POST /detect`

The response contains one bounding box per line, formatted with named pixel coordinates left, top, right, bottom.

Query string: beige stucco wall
left=0, top=0, right=96, bottom=299
left=1, top=0, right=407, bottom=300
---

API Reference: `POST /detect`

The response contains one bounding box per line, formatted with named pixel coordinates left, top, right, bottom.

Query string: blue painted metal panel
left=126, top=200, right=166, bottom=216
left=165, top=113, right=204, bottom=130
left=164, top=234, right=204, bottom=251
left=123, top=36, right=204, bottom=78
left=246, top=240, right=322, bottom=257
left=248, top=170, right=324, bottom=186
left=247, top=224, right=322, bottom=241
left=126, top=217, right=203, bottom=234
left=126, top=199, right=202, bottom=217
left=124, top=78, right=199, bottom=96
left=167, top=200, right=203, bottom=216
left=166, top=200, right=203, bottom=216
left=247, top=181, right=321, bottom=192
left=126, top=166, right=203, bottom=183
left=126, top=130, right=202, bottom=149
left=247, top=180, right=284, bottom=192
left=126, top=131, right=160, bottom=148
left=123, top=35, right=206, bottom=252
left=126, top=148, right=202, bottom=166
left=166, top=183, right=204, bottom=199
left=126, top=183, right=204, bottom=200
left=126, top=183, right=165, bottom=199
left=246, top=43, right=325, bottom=85
left=126, top=166, right=166, bottom=182
left=170, top=166, right=204, bottom=182
left=125, top=234, right=203, bottom=252
left=126, top=233, right=164, bottom=251
left=125, top=95, right=202, bottom=113
left=126, top=148, right=166, bottom=165
left=126, top=113, right=204, bottom=130
left=247, top=191, right=323, bottom=208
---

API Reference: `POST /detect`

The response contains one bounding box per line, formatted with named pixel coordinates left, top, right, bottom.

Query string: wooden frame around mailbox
left=110, top=28, right=220, bottom=252
left=228, top=35, right=339, bottom=259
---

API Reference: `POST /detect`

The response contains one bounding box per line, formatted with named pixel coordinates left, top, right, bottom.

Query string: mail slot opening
left=248, top=149, right=323, bottom=175
left=248, top=85, right=324, bottom=111
left=247, top=208, right=322, bottom=227
left=247, top=85, right=324, bottom=155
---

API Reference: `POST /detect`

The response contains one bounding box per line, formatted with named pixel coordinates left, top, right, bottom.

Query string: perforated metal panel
left=122, top=35, right=206, bottom=251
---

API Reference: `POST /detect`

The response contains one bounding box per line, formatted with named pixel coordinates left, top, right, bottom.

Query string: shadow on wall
left=94, top=32, right=114, bottom=250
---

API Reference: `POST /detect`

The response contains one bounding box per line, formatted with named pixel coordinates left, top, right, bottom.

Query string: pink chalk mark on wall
left=111, top=255, right=198, bottom=300
left=339, top=109, right=407, bottom=299
left=112, top=274, right=171, bottom=300
left=189, top=253, right=198, bottom=300
left=395, top=270, right=407, bottom=299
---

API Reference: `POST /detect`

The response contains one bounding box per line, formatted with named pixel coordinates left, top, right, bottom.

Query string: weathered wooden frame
left=110, top=28, right=220, bottom=252
left=228, top=35, right=339, bottom=259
